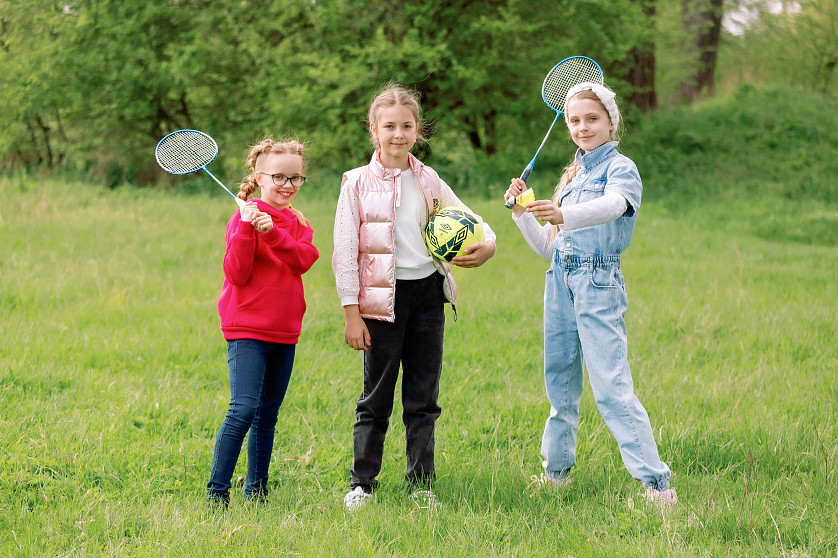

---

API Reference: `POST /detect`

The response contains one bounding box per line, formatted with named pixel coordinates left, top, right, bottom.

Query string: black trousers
left=350, top=273, right=445, bottom=491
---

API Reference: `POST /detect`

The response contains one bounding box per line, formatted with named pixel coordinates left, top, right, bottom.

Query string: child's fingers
left=240, top=202, right=260, bottom=222
left=505, top=179, right=526, bottom=202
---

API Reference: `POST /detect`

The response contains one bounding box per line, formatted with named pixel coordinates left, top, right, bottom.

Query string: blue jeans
left=206, top=339, right=295, bottom=500
left=542, top=255, right=671, bottom=490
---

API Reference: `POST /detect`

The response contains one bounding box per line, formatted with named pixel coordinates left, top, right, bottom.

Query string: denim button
left=565, top=242, right=571, bottom=248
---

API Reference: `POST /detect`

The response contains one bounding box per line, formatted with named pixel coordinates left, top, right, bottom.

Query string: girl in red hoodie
left=207, top=138, right=319, bottom=506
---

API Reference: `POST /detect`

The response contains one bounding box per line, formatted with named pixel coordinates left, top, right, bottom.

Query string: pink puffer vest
left=342, top=152, right=456, bottom=322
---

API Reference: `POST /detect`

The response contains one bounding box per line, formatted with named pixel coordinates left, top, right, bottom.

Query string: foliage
left=717, top=0, right=838, bottom=97
left=0, top=0, right=654, bottom=188
left=624, top=84, right=838, bottom=208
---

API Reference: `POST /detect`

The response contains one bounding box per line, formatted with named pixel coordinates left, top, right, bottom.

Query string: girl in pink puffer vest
left=333, top=84, right=497, bottom=510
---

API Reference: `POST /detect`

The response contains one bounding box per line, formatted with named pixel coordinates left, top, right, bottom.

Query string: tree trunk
left=628, top=0, right=657, bottom=113
left=34, top=115, right=54, bottom=168
left=673, top=0, right=724, bottom=104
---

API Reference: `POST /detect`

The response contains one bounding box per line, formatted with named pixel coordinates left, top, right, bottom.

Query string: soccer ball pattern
left=424, top=206, right=484, bottom=262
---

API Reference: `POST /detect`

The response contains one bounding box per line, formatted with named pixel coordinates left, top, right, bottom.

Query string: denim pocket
left=589, top=266, right=619, bottom=289
left=577, top=180, right=606, bottom=203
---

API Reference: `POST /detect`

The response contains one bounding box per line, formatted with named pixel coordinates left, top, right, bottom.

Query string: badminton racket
left=506, top=56, right=603, bottom=208
left=155, top=129, right=245, bottom=208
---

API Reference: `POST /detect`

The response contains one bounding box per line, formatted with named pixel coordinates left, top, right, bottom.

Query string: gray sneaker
left=344, top=487, right=372, bottom=511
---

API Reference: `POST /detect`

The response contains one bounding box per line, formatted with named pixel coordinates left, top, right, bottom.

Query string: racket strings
left=156, top=131, right=217, bottom=174
left=542, top=58, right=604, bottom=112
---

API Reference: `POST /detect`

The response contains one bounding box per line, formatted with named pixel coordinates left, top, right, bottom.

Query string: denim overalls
left=542, top=142, right=671, bottom=490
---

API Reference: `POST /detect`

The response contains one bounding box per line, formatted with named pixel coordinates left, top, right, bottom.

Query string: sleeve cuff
left=340, top=295, right=359, bottom=306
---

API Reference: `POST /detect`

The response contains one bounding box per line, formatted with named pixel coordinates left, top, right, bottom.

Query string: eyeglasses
left=257, top=172, right=307, bottom=188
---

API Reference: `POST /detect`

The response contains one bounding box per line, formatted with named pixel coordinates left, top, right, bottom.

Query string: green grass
left=1, top=172, right=836, bottom=557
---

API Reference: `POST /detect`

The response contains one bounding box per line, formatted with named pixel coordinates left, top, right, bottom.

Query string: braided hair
left=238, top=138, right=309, bottom=227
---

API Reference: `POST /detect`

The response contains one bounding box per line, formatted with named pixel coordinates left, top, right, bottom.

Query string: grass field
left=1, top=174, right=836, bottom=557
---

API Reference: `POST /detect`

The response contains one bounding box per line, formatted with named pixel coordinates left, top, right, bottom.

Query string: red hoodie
left=218, top=199, right=319, bottom=344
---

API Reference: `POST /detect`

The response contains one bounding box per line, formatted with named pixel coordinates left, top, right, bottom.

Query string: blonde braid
left=548, top=161, right=582, bottom=240
left=239, top=138, right=310, bottom=227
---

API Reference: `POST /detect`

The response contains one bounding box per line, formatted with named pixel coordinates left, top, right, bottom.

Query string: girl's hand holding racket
left=240, top=201, right=260, bottom=223
left=505, top=178, right=528, bottom=218
left=240, top=202, right=273, bottom=233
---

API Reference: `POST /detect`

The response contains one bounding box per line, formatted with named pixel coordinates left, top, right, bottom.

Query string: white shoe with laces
left=344, top=486, right=372, bottom=511
left=642, top=486, right=678, bottom=507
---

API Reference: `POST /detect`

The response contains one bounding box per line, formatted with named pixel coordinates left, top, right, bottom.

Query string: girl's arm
left=258, top=224, right=320, bottom=275
left=439, top=181, right=497, bottom=245
left=332, top=177, right=370, bottom=351
left=439, top=180, right=496, bottom=267
left=222, top=215, right=258, bottom=286
left=547, top=159, right=638, bottom=230
left=332, top=178, right=362, bottom=306
left=558, top=192, right=627, bottom=230
left=512, top=212, right=553, bottom=260
left=507, top=178, right=552, bottom=260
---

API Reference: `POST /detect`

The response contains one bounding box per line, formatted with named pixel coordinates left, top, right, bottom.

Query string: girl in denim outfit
left=207, top=139, right=319, bottom=506
left=333, top=84, right=497, bottom=510
left=505, top=83, right=676, bottom=506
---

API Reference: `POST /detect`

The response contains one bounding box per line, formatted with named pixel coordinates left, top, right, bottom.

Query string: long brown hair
left=238, top=138, right=309, bottom=226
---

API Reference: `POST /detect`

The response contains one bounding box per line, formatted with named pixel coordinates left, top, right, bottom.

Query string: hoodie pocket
left=234, top=287, right=305, bottom=333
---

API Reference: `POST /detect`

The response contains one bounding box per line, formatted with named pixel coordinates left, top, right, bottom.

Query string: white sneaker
left=643, top=486, right=678, bottom=507
left=527, top=472, right=571, bottom=493
left=344, top=487, right=372, bottom=511
left=410, top=489, right=439, bottom=509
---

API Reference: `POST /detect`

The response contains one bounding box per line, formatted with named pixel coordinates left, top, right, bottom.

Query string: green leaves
left=0, top=0, right=654, bottom=187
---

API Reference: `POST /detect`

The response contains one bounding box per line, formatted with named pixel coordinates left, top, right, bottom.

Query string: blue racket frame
left=507, top=56, right=604, bottom=208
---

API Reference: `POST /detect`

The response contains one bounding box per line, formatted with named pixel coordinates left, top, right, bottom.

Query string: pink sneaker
left=643, top=486, right=678, bottom=507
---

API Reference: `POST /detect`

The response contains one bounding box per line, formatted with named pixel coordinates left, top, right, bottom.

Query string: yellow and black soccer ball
left=424, top=206, right=484, bottom=262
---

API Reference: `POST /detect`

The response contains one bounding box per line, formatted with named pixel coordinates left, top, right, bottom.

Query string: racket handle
left=505, top=166, right=532, bottom=208
left=520, top=166, right=532, bottom=183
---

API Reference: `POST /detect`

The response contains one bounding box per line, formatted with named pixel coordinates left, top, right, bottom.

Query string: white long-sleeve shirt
left=512, top=192, right=627, bottom=260
left=333, top=169, right=496, bottom=306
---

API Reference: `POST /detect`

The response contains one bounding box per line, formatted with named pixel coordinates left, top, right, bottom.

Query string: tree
left=672, top=0, right=724, bottom=103
left=627, top=0, right=658, bottom=112
left=0, top=1, right=73, bottom=167
left=716, top=0, right=837, bottom=99
left=0, top=0, right=663, bottom=186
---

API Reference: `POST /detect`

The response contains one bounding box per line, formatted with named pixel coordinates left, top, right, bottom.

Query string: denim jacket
left=556, top=142, right=642, bottom=266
